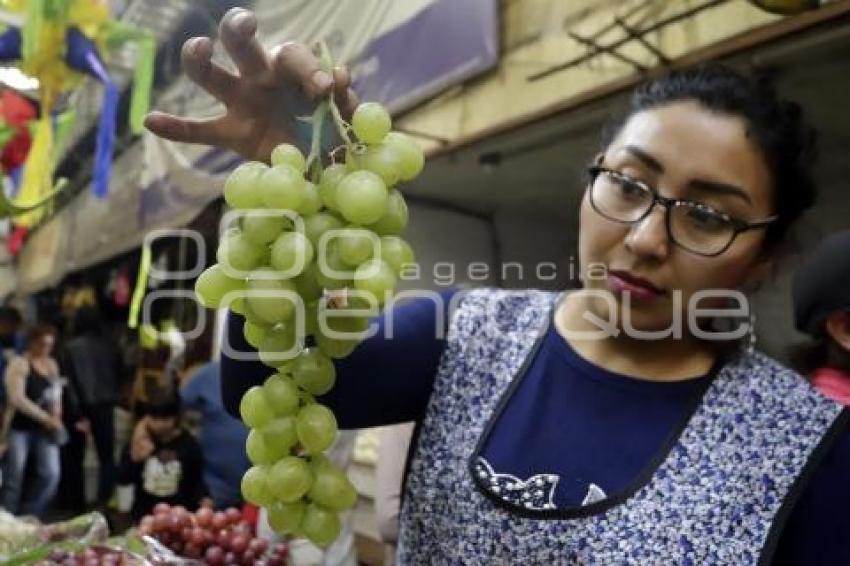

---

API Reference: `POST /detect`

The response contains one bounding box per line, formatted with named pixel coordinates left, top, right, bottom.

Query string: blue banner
left=351, top=0, right=499, bottom=114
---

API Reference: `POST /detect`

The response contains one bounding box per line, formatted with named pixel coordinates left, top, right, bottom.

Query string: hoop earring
left=746, top=312, right=757, bottom=355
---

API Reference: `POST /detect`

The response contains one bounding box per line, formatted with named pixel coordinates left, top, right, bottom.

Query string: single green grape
left=246, top=428, right=287, bottom=465
left=335, top=171, right=389, bottom=226
left=194, top=264, right=246, bottom=309
left=308, top=465, right=358, bottom=511
left=263, top=373, right=300, bottom=416
left=315, top=242, right=353, bottom=291
left=361, top=143, right=402, bottom=187
left=378, top=236, right=415, bottom=275
left=245, top=270, right=298, bottom=325
left=268, top=456, right=313, bottom=502
left=338, top=228, right=377, bottom=267
left=262, top=416, right=298, bottom=456
left=267, top=500, right=306, bottom=535
left=224, top=161, right=266, bottom=209
left=352, top=102, right=391, bottom=144
left=217, top=231, right=266, bottom=274
left=318, top=164, right=347, bottom=211
left=258, top=325, right=301, bottom=368
left=303, top=212, right=344, bottom=250
left=315, top=331, right=358, bottom=359
left=241, top=465, right=274, bottom=506
left=270, top=231, right=314, bottom=277
left=368, top=189, right=409, bottom=236
left=384, top=131, right=424, bottom=181
left=270, top=143, right=307, bottom=174
left=239, top=386, right=274, bottom=429
left=296, top=403, right=338, bottom=454
left=353, top=259, right=397, bottom=306
left=300, top=503, right=341, bottom=547
left=292, top=348, right=336, bottom=396
left=260, top=164, right=306, bottom=210
left=297, top=181, right=324, bottom=216
left=242, top=211, right=287, bottom=245
left=294, top=262, right=324, bottom=303
left=243, top=319, right=269, bottom=349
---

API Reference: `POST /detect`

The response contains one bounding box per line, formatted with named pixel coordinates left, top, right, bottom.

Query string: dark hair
left=605, top=63, right=818, bottom=251
left=73, top=306, right=103, bottom=337
left=0, top=306, right=22, bottom=325
left=27, top=323, right=56, bottom=347
left=144, top=388, right=181, bottom=418
left=790, top=335, right=850, bottom=377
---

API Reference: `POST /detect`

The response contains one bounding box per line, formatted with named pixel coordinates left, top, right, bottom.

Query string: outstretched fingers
left=332, top=66, right=359, bottom=118
left=143, top=112, right=228, bottom=147
left=271, top=42, right=332, bottom=100
left=219, top=8, right=270, bottom=78
left=181, top=36, right=239, bottom=103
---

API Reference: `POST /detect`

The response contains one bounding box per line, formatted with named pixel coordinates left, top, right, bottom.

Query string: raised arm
left=221, top=290, right=456, bottom=428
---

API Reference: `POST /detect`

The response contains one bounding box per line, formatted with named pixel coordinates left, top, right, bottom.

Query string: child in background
left=117, top=392, right=209, bottom=520
left=180, top=359, right=250, bottom=509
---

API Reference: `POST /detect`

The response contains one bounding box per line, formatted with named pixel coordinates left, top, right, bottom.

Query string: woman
left=146, top=9, right=850, bottom=563
left=791, top=230, right=850, bottom=403
left=1, top=323, right=64, bottom=517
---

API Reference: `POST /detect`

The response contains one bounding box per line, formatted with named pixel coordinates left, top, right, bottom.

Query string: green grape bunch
left=194, top=84, right=423, bottom=547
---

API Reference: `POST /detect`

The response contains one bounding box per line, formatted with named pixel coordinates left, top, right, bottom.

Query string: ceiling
left=403, top=16, right=850, bottom=229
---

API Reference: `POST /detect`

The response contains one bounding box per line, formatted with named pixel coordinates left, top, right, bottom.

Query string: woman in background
left=1, top=324, right=64, bottom=517
left=791, top=230, right=850, bottom=402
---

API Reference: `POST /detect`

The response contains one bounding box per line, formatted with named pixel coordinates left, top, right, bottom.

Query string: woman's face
left=30, top=334, right=55, bottom=357
left=578, top=101, right=775, bottom=334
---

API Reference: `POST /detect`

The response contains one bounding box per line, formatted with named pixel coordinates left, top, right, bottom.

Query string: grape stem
left=306, top=101, right=328, bottom=183
left=306, top=41, right=354, bottom=181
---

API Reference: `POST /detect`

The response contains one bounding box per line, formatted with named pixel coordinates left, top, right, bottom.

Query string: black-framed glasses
left=587, top=165, right=778, bottom=257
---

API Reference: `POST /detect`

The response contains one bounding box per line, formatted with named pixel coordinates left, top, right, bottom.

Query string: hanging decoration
left=0, top=0, right=156, bottom=226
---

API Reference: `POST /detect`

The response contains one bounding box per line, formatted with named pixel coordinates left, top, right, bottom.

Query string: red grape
left=180, top=526, right=193, bottom=542
left=153, top=502, right=171, bottom=514
left=195, top=506, right=214, bottom=528
left=212, top=511, right=228, bottom=530
left=224, top=551, right=238, bottom=565
left=225, top=507, right=242, bottom=524
left=168, top=514, right=182, bottom=533
left=190, top=526, right=206, bottom=547
left=205, top=546, right=225, bottom=565
left=265, top=558, right=284, bottom=566
left=230, top=534, right=249, bottom=555
left=184, top=542, right=202, bottom=559
left=215, top=528, right=231, bottom=549
left=240, top=550, right=256, bottom=565
left=248, top=537, right=269, bottom=554
left=274, top=543, right=288, bottom=557
left=171, top=541, right=184, bottom=554
left=153, top=513, right=169, bottom=532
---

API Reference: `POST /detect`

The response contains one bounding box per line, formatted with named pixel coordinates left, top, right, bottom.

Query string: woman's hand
left=43, top=415, right=62, bottom=432
left=75, top=418, right=91, bottom=435
left=144, top=7, right=359, bottom=162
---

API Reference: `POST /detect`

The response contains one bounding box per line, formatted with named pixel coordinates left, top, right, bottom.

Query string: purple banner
left=351, top=0, right=499, bottom=114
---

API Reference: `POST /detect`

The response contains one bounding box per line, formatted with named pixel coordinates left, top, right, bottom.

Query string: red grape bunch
left=137, top=503, right=287, bottom=565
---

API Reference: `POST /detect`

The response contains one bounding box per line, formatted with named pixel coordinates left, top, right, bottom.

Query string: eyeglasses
left=587, top=165, right=778, bottom=257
